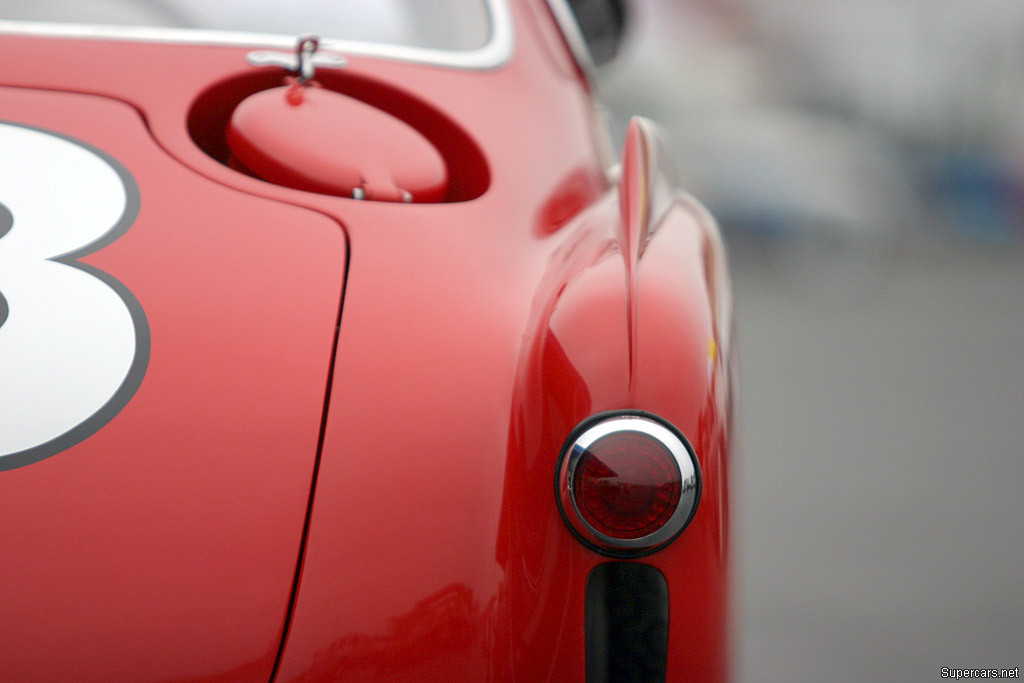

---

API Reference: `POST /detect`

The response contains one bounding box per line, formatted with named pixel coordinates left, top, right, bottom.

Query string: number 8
left=0, top=122, right=149, bottom=471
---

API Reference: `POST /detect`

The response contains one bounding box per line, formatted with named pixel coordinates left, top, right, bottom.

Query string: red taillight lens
left=573, top=431, right=682, bottom=539
left=557, top=413, right=700, bottom=557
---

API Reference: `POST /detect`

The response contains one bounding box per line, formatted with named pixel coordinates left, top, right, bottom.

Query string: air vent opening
left=188, top=69, right=489, bottom=202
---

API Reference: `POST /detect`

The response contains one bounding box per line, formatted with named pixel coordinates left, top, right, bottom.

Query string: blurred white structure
left=597, top=0, right=1024, bottom=245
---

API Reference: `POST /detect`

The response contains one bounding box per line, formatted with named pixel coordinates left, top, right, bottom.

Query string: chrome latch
left=246, top=34, right=346, bottom=81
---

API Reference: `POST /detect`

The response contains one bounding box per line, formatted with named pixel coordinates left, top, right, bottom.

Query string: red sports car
left=0, top=1, right=734, bottom=680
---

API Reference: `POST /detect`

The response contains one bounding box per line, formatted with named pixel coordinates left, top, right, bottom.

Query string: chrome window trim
left=0, top=0, right=514, bottom=70
left=543, top=0, right=620, bottom=174
left=543, top=0, right=596, bottom=85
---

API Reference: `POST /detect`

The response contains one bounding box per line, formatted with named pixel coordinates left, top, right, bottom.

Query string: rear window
left=0, top=0, right=491, bottom=51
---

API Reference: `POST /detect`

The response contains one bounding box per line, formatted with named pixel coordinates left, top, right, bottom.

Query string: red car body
left=0, top=1, right=734, bottom=680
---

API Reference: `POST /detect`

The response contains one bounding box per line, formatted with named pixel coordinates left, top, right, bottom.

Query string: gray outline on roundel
left=0, top=121, right=150, bottom=472
left=0, top=201, right=10, bottom=331
left=0, top=200, right=11, bottom=239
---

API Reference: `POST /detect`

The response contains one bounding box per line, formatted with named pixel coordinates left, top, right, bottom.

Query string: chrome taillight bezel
left=555, top=411, right=702, bottom=558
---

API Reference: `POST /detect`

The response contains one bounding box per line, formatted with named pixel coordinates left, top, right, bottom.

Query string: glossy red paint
left=0, top=0, right=733, bottom=680
left=0, top=87, right=344, bottom=680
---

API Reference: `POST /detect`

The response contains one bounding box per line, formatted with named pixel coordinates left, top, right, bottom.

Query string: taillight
left=556, top=412, right=701, bottom=557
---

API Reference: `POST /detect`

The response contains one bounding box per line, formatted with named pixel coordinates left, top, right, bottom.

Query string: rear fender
left=499, top=117, right=733, bottom=681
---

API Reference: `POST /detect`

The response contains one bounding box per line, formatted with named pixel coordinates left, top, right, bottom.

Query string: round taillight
left=556, top=413, right=701, bottom=557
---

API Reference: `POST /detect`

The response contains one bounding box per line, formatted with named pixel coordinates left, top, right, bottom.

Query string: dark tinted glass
left=568, top=0, right=626, bottom=66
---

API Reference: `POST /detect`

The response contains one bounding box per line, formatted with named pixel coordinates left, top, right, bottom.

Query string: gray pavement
left=731, top=238, right=1024, bottom=681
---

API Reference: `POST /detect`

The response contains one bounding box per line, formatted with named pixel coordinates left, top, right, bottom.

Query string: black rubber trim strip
left=268, top=226, right=351, bottom=682
left=586, top=562, right=669, bottom=683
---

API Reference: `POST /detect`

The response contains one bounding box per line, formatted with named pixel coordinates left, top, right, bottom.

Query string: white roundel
left=0, top=122, right=147, bottom=470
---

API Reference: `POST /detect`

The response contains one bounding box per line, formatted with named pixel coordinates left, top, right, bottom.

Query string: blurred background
left=595, top=1, right=1024, bottom=679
